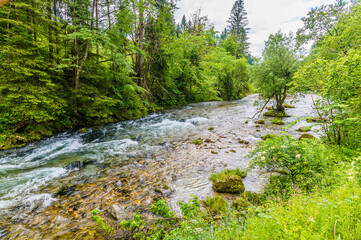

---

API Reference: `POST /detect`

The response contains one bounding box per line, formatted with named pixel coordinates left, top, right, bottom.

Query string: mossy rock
left=299, top=133, right=315, bottom=140
left=254, top=119, right=265, bottom=124
left=261, top=134, right=277, bottom=141
left=212, top=176, right=245, bottom=194
left=210, top=169, right=247, bottom=194
left=238, top=139, right=250, bottom=144
left=245, top=120, right=249, bottom=124
left=284, top=104, right=295, bottom=108
left=266, top=106, right=273, bottom=110
left=306, top=117, right=329, bottom=123
left=192, top=137, right=204, bottom=145
left=79, top=128, right=87, bottom=133
left=264, top=110, right=289, bottom=118
left=296, top=127, right=311, bottom=132
left=271, top=118, right=285, bottom=125
left=208, top=127, right=215, bottom=131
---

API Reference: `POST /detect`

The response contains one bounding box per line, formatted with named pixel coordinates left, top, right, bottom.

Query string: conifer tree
left=227, top=0, right=250, bottom=57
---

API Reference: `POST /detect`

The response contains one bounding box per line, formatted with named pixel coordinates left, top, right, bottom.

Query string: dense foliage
left=294, top=1, right=361, bottom=148
left=0, top=0, right=251, bottom=149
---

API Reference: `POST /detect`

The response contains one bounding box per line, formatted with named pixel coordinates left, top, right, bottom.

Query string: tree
left=294, top=2, right=361, bottom=147
left=227, top=0, right=249, bottom=57
left=253, top=31, right=299, bottom=112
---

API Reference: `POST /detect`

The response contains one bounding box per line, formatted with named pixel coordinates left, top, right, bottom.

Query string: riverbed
left=0, top=94, right=317, bottom=239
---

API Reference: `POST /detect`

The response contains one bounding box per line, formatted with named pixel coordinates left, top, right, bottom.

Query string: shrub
left=249, top=134, right=343, bottom=196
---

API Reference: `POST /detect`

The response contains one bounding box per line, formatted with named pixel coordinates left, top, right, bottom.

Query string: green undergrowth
left=92, top=135, right=361, bottom=239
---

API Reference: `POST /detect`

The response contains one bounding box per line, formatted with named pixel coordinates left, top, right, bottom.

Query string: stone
left=299, top=133, right=315, bottom=140
left=254, top=120, right=265, bottom=124
left=212, top=176, right=245, bottom=194
left=296, top=127, right=311, bottom=132
left=105, top=204, right=128, bottom=220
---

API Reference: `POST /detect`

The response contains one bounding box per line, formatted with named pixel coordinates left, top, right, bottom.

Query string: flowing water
left=0, top=94, right=317, bottom=239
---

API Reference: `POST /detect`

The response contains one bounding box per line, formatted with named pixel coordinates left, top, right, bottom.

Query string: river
left=0, top=94, right=316, bottom=239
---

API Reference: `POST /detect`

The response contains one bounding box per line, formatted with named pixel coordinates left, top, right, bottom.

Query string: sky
left=175, top=0, right=335, bottom=57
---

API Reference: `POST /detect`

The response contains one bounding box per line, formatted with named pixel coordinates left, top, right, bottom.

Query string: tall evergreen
left=227, top=0, right=250, bottom=57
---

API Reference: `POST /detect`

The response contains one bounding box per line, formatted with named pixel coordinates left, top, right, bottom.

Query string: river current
left=0, top=94, right=317, bottom=239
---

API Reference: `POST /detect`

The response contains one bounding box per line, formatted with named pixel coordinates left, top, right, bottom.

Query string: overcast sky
left=175, top=0, right=335, bottom=56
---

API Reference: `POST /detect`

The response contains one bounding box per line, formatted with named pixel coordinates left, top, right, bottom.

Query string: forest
left=1, top=0, right=361, bottom=239
left=0, top=0, right=251, bottom=149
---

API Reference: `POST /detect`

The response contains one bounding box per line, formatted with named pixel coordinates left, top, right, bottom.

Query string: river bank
left=0, top=94, right=317, bottom=239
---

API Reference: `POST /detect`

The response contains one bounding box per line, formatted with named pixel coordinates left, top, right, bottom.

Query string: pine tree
left=227, top=0, right=250, bottom=57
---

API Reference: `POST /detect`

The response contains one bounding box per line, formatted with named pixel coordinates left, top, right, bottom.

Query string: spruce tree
left=227, top=0, right=250, bottom=57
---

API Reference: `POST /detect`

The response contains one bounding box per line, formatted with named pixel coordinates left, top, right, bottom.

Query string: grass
left=271, top=118, right=285, bottom=125
left=209, top=168, right=247, bottom=182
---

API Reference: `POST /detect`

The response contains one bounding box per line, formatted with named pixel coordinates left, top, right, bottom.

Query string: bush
left=249, top=134, right=343, bottom=196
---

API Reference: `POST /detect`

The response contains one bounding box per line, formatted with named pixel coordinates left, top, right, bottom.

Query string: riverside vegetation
left=1, top=0, right=361, bottom=239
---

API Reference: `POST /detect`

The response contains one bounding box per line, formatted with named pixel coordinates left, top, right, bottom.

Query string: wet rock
left=55, top=185, right=77, bottom=197
left=254, top=120, right=265, bottom=124
left=105, top=204, right=128, bottom=220
left=296, top=127, right=311, bottom=132
left=238, top=139, right=249, bottom=144
left=64, top=160, right=97, bottom=170
left=205, top=138, right=213, bottom=143
left=114, top=180, right=123, bottom=188
left=299, top=133, right=315, bottom=140
left=211, top=151, right=218, bottom=154
left=212, top=176, right=245, bottom=194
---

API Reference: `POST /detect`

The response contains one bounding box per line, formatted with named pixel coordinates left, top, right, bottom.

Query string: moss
left=212, top=175, right=245, bottom=194
left=271, top=118, right=285, bottom=125
left=254, top=120, right=265, bottom=124
left=255, top=125, right=260, bottom=128
left=79, top=128, right=87, bottom=133
left=192, top=137, right=204, bottom=145
left=202, top=195, right=229, bottom=215
left=256, top=129, right=261, bottom=132
left=284, top=104, right=295, bottom=108
left=238, top=139, right=249, bottom=144
left=296, top=126, right=311, bottom=132
left=210, top=169, right=247, bottom=193
left=264, top=110, right=290, bottom=118
left=299, top=133, right=315, bottom=140
left=306, top=117, right=329, bottom=123
left=211, top=151, right=218, bottom=154
left=230, top=149, right=236, bottom=153
left=261, top=134, right=277, bottom=141
left=208, top=127, right=215, bottom=131
left=266, top=106, right=273, bottom=110
left=245, top=121, right=249, bottom=124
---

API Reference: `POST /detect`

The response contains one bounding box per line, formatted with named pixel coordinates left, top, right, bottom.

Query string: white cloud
left=175, top=0, right=335, bottom=57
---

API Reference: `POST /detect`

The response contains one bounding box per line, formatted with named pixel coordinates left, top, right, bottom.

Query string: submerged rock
left=212, top=176, right=245, bottom=194
left=64, top=160, right=97, bottom=170
left=55, top=185, right=77, bottom=197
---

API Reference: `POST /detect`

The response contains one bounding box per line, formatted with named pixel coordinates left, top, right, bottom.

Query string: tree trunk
left=135, top=0, right=145, bottom=88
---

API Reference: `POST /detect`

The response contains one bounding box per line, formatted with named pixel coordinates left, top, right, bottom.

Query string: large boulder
left=212, top=175, right=245, bottom=194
